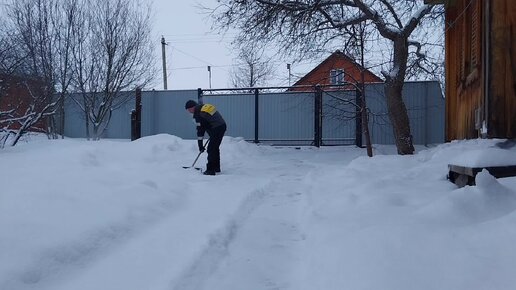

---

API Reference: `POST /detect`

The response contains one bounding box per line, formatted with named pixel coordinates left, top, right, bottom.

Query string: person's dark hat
left=185, top=100, right=197, bottom=110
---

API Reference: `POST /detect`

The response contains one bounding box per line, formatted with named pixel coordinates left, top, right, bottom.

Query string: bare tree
left=0, top=22, right=22, bottom=75
left=0, top=18, right=17, bottom=146
left=209, top=0, right=443, bottom=154
left=70, top=0, right=155, bottom=140
left=230, top=46, right=275, bottom=89
left=1, top=0, right=155, bottom=144
left=0, top=0, right=79, bottom=146
left=347, top=22, right=374, bottom=157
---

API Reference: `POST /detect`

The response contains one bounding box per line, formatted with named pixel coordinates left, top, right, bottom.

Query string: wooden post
left=197, top=88, right=203, bottom=104
left=131, top=88, right=142, bottom=141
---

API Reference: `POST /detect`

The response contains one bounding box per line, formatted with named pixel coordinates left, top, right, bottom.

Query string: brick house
left=290, top=50, right=383, bottom=91
left=0, top=74, right=48, bottom=131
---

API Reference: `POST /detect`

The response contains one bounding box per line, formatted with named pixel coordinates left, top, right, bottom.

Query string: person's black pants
left=207, top=124, right=226, bottom=171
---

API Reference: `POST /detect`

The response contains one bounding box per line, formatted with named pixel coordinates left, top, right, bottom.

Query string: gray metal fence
left=62, top=81, right=444, bottom=146
left=321, top=89, right=358, bottom=145
left=365, top=82, right=445, bottom=145
left=202, top=89, right=317, bottom=145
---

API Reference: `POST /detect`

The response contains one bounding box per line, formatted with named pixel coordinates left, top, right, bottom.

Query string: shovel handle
left=190, top=139, right=210, bottom=167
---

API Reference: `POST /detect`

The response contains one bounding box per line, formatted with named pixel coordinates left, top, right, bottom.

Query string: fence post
left=254, top=88, right=259, bottom=143
left=355, top=89, right=363, bottom=147
left=131, top=87, right=142, bottom=141
left=314, top=85, right=323, bottom=147
left=197, top=88, right=203, bottom=104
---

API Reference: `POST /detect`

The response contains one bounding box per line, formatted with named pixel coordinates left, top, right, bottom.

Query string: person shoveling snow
left=185, top=100, right=226, bottom=175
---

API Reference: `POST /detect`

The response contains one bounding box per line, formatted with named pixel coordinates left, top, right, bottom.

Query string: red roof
left=292, top=50, right=383, bottom=88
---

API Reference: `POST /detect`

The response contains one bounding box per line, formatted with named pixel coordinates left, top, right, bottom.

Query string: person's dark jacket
left=192, top=103, right=226, bottom=150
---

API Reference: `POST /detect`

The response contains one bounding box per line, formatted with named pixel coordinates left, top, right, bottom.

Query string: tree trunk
left=361, top=83, right=373, bottom=157
left=384, top=38, right=415, bottom=155
left=359, top=25, right=373, bottom=157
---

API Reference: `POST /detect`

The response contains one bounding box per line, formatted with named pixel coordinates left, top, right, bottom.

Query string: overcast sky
left=152, top=0, right=322, bottom=91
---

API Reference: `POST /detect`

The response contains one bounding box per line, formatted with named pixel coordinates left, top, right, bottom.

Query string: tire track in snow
left=171, top=163, right=314, bottom=290
left=205, top=170, right=313, bottom=290
left=171, top=182, right=275, bottom=290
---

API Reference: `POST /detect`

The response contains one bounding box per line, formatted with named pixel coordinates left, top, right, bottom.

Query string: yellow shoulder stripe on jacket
left=201, top=104, right=217, bottom=115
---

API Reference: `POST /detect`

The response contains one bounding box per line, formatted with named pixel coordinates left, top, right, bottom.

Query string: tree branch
left=403, top=5, right=433, bottom=36
left=378, top=0, right=403, bottom=29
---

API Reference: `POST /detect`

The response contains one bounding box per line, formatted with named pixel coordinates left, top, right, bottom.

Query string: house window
left=458, top=0, right=481, bottom=85
left=330, top=69, right=345, bottom=85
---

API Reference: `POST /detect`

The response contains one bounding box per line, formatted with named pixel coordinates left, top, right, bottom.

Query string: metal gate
left=199, top=85, right=359, bottom=146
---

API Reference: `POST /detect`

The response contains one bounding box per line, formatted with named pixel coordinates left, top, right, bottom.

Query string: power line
left=166, top=40, right=232, bottom=44
left=158, top=33, right=236, bottom=44
left=426, top=0, right=476, bottom=42
left=169, top=65, right=233, bottom=71
left=161, top=32, right=238, bottom=37
left=171, top=46, right=213, bottom=66
left=164, top=36, right=235, bottom=43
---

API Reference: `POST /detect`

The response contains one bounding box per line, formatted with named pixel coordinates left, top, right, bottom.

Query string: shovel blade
left=182, top=166, right=203, bottom=171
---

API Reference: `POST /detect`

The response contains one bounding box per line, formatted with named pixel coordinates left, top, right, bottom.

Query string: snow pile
left=445, top=139, right=516, bottom=167
left=1, top=136, right=515, bottom=290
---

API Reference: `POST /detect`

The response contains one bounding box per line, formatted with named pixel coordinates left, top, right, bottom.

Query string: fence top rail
left=199, top=83, right=358, bottom=94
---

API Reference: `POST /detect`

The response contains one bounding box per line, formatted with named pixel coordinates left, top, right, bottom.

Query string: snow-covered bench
left=447, top=140, right=516, bottom=187
left=448, top=164, right=516, bottom=187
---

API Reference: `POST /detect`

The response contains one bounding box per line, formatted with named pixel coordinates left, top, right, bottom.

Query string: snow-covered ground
left=1, top=134, right=516, bottom=290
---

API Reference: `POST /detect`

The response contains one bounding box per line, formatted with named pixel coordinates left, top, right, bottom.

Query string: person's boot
left=204, top=163, right=216, bottom=175
left=203, top=169, right=216, bottom=175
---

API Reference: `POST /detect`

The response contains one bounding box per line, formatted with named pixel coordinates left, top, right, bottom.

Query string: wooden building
left=427, top=0, right=516, bottom=140
left=290, top=50, right=382, bottom=91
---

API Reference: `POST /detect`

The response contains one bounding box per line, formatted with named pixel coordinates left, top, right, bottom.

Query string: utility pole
left=207, top=66, right=212, bottom=88
left=161, top=36, right=168, bottom=90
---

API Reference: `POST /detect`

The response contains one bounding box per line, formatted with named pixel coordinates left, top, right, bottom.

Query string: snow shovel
left=182, top=139, right=210, bottom=171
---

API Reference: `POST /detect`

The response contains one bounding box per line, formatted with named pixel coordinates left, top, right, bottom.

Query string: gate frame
left=196, top=84, right=361, bottom=147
